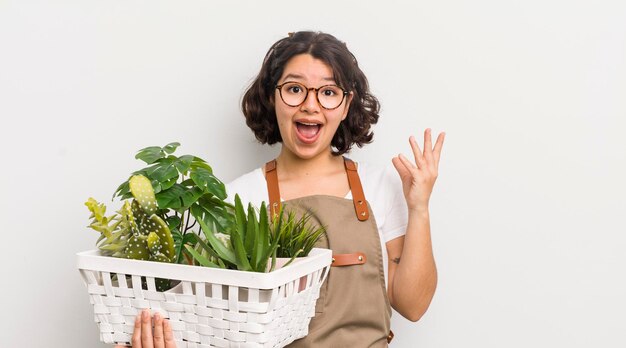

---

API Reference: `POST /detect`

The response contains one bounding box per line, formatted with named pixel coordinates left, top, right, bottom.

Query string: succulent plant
left=86, top=174, right=178, bottom=291
left=185, top=194, right=279, bottom=272
left=185, top=194, right=326, bottom=273
left=86, top=174, right=175, bottom=264
left=271, top=207, right=326, bottom=261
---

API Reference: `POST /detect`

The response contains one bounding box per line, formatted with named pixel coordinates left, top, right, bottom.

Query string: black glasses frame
left=275, top=82, right=349, bottom=110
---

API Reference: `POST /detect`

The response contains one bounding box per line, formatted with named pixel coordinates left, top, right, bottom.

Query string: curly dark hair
left=241, top=31, right=380, bottom=156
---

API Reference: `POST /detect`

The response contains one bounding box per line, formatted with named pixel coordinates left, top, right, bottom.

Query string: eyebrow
left=281, top=73, right=336, bottom=83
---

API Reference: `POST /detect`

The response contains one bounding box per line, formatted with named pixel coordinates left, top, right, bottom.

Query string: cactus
left=129, top=175, right=158, bottom=215
left=86, top=174, right=177, bottom=291
left=128, top=176, right=176, bottom=261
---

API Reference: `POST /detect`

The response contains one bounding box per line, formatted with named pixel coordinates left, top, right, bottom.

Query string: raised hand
left=114, top=309, right=176, bottom=348
left=392, top=128, right=445, bottom=212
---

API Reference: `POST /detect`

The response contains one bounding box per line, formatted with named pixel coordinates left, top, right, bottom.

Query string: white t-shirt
left=225, top=161, right=408, bottom=286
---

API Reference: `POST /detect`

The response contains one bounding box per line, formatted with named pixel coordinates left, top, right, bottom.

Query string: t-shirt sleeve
left=380, top=164, right=408, bottom=242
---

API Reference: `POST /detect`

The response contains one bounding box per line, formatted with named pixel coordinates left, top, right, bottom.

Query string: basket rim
left=77, top=247, right=331, bottom=289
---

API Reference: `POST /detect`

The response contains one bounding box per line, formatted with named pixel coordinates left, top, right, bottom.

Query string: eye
left=322, top=89, right=335, bottom=96
left=284, top=82, right=305, bottom=94
left=320, top=86, right=342, bottom=97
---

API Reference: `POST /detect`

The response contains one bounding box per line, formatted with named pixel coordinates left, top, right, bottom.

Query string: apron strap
left=332, top=252, right=367, bottom=266
left=264, top=157, right=370, bottom=221
left=264, top=159, right=281, bottom=218
left=343, top=158, right=370, bottom=221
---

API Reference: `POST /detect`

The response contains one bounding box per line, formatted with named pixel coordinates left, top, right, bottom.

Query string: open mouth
left=295, top=121, right=322, bottom=144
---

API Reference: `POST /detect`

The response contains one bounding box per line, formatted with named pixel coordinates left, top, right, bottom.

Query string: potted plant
left=78, top=143, right=332, bottom=347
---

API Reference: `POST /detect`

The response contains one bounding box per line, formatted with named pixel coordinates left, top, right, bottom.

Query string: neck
left=275, top=147, right=344, bottom=179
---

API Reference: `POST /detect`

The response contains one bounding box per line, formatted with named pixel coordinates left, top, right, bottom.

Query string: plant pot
left=77, top=248, right=331, bottom=348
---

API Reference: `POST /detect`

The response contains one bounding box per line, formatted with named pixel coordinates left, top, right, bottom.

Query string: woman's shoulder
left=225, top=167, right=266, bottom=206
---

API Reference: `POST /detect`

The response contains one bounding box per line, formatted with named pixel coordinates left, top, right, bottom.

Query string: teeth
left=298, top=122, right=319, bottom=126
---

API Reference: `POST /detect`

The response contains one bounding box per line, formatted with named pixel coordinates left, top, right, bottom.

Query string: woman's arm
left=387, top=129, right=445, bottom=322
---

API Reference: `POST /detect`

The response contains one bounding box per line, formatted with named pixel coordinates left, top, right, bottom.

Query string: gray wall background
left=1, top=0, right=625, bottom=347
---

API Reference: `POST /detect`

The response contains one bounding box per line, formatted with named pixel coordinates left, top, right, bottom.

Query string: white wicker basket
left=77, top=248, right=331, bottom=348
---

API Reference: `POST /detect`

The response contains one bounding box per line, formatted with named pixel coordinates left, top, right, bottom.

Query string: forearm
left=391, top=208, right=438, bottom=321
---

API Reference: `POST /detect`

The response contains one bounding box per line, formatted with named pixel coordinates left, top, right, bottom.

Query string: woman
left=123, top=31, right=444, bottom=347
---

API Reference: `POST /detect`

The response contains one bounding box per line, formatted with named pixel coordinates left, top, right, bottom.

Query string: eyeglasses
left=275, top=81, right=348, bottom=110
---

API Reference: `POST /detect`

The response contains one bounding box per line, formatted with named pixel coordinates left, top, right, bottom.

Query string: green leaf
left=193, top=195, right=234, bottom=232
left=184, top=245, right=220, bottom=268
left=145, top=158, right=179, bottom=183
left=160, top=176, right=178, bottom=191
left=174, top=231, right=196, bottom=264
left=166, top=216, right=181, bottom=230
left=254, top=202, right=269, bottom=270
left=174, top=155, right=194, bottom=174
left=270, top=247, right=277, bottom=272
left=190, top=157, right=213, bottom=173
left=182, top=232, right=198, bottom=245
left=180, top=187, right=204, bottom=210
left=194, top=235, right=229, bottom=266
left=259, top=234, right=280, bottom=273
left=190, top=167, right=226, bottom=200
left=155, top=184, right=186, bottom=210
left=163, top=142, right=181, bottom=154
left=230, top=227, right=252, bottom=271
left=234, top=195, right=247, bottom=242
left=196, top=218, right=237, bottom=265
left=172, top=229, right=183, bottom=247
left=113, top=180, right=130, bottom=200
left=245, top=203, right=258, bottom=260
left=135, top=146, right=165, bottom=164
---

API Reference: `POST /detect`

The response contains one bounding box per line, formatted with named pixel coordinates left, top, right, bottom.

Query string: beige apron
left=265, top=158, right=394, bottom=347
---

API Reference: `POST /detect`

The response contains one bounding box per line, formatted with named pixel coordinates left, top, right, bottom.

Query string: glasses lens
left=318, top=85, right=345, bottom=109
left=280, top=82, right=307, bottom=106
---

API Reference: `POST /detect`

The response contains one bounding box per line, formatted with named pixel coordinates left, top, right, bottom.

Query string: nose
left=300, top=87, right=321, bottom=113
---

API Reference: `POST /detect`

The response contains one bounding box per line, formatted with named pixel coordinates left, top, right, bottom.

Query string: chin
left=288, top=143, right=329, bottom=160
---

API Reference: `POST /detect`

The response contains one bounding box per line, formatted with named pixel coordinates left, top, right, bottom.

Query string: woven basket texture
left=77, top=248, right=331, bottom=348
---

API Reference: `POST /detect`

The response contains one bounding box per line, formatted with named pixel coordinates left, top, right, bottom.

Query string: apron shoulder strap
left=264, top=158, right=370, bottom=221
left=264, top=159, right=281, bottom=217
left=343, top=158, right=370, bottom=221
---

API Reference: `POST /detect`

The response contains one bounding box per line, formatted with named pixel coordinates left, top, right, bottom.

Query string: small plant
left=185, top=194, right=280, bottom=272
left=110, top=142, right=235, bottom=264
left=85, top=175, right=175, bottom=262
left=271, top=208, right=326, bottom=261
left=185, top=196, right=326, bottom=272
left=85, top=143, right=235, bottom=289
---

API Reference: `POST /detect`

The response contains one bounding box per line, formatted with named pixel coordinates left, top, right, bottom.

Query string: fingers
left=131, top=312, right=142, bottom=347
left=153, top=312, right=165, bottom=348
left=163, top=319, right=176, bottom=348
left=391, top=156, right=411, bottom=180
left=398, top=154, right=417, bottom=172
left=433, top=131, right=445, bottom=166
left=141, top=309, right=155, bottom=348
left=423, top=128, right=434, bottom=163
left=129, top=310, right=173, bottom=348
left=410, top=129, right=445, bottom=169
left=409, top=136, right=424, bottom=168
